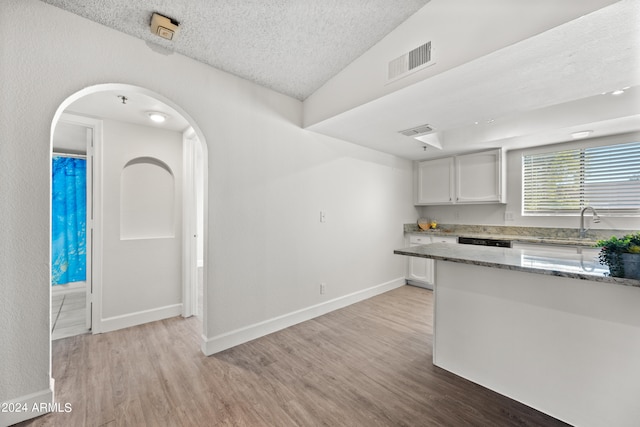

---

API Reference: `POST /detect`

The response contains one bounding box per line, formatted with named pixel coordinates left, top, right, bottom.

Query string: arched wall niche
left=121, top=156, right=175, bottom=240
left=124, top=156, right=174, bottom=171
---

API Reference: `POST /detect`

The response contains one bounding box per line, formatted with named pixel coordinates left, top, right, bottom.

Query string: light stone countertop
left=394, top=242, right=640, bottom=288
left=408, top=230, right=599, bottom=246
left=404, top=223, right=637, bottom=247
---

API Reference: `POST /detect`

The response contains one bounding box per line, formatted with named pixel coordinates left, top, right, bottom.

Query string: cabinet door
left=407, top=235, right=434, bottom=285
left=455, top=149, right=504, bottom=203
left=416, top=157, right=454, bottom=204
left=408, top=255, right=432, bottom=283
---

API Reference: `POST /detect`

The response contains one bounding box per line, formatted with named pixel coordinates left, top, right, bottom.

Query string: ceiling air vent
left=399, top=123, right=434, bottom=137
left=388, top=41, right=432, bottom=81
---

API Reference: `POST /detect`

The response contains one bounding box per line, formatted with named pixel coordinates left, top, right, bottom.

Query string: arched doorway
left=50, top=84, right=208, bottom=340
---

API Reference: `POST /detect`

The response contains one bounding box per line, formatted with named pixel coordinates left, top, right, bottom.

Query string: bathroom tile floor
left=52, top=290, right=90, bottom=340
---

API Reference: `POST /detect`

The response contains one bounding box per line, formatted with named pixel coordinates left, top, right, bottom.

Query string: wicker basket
left=417, top=218, right=431, bottom=231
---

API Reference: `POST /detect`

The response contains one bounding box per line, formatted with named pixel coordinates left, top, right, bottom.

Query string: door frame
left=52, top=113, right=104, bottom=333
left=182, top=127, right=202, bottom=318
left=51, top=83, right=209, bottom=340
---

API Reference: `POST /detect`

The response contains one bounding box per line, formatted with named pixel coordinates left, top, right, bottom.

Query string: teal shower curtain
left=51, top=156, right=86, bottom=285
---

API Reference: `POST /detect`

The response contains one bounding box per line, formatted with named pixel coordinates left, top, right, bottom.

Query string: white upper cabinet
left=416, top=156, right=455, bottom=204
left=416, top=148, right=505, bottom=205
left=455, top=149, right=505, bottom=203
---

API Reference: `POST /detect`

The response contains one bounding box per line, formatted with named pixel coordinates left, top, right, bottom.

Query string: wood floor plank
left=16, top=286, right=569, bottom=426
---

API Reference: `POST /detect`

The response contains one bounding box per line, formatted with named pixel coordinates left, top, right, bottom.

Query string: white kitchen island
left=394, top=243, right=640, bottom=427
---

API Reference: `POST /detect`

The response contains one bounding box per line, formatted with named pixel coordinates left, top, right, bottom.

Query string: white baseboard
left=99, top=303, right=183, bottom=333
left=202, top=278, right=405, bottom=356
left=0, top=379, right=54, bottom=427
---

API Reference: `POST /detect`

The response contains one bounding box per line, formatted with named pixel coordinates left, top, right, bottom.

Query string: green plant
left=595, top=232, right=640, bottom=277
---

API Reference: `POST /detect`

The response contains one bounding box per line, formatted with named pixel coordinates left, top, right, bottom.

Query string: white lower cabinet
left=407, top=235, right=432, bottom=286
left=407, top=234, right=457, bottom=289
left=431, top=236, right=458, bottom=244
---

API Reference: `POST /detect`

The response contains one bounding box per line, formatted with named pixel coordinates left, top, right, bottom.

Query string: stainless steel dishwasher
left=457, top=237, right=512, bottom=248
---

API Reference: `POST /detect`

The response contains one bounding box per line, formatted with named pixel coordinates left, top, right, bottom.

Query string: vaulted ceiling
left=43, top=0, right=639, bottom=160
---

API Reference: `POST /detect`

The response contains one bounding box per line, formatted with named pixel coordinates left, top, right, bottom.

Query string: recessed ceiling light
left=147, top=112, right=168, bottom=123
left=571, top=130, right=592, bottom=139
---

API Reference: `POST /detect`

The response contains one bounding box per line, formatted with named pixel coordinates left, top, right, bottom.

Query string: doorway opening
left=51, top=114, right=97, bottom=340
left=50, top=84, right=208, bottom=342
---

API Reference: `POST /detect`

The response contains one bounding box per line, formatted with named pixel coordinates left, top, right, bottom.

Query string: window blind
left=523, top=141, right=640, bottom=215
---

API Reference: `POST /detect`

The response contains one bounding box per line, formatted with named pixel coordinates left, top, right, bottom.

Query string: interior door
left=51, top=114, right=98, bottom=337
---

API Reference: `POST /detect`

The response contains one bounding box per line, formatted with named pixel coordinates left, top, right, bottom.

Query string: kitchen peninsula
left=395, top=243, right=640, bottom=427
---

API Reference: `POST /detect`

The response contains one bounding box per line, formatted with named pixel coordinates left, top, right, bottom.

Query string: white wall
left=419, top=132, right=640, bottom=230
left=101, top=120, right=183, bottom=322
left=0, top=0, right=417, bottom=421
left=203, top=118, right=417, bottom=352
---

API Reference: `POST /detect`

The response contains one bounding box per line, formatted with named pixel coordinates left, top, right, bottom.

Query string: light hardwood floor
left=19, top=286, right=568, bottom=426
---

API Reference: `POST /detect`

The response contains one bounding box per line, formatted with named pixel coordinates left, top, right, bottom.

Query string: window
left=523, top=141, right=640, bottom=215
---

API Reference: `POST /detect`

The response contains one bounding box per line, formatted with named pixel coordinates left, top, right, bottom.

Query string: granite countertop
left=409, top=230, right=598, bottom=247
left=394, top=242, right=640, bottom=288
left=404, top=223, right=637, bottom=247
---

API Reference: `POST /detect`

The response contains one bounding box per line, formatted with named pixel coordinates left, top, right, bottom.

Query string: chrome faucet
left=579, top=206, right=600, bottom=238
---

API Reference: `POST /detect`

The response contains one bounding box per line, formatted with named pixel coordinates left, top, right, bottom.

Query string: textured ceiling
left=38, top=0, right=430, bottom=100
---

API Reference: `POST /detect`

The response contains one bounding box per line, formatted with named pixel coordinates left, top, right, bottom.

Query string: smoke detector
left=150, top=13, right=180, bottom=41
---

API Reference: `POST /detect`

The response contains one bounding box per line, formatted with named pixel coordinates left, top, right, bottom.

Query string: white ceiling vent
left=398, top=123, right=434, bottom=137
left=388, top=41, right=432, bottom=81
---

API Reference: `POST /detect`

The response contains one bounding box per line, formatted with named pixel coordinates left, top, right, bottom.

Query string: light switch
left=320, top=211, right=326, bottom=223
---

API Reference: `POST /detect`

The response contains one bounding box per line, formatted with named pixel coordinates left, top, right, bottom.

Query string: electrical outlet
left=504, top=211, right=515, bottom=221
left=320, top=283, right=326, bottom=295
left=320, top=211, right=326, bottom=223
